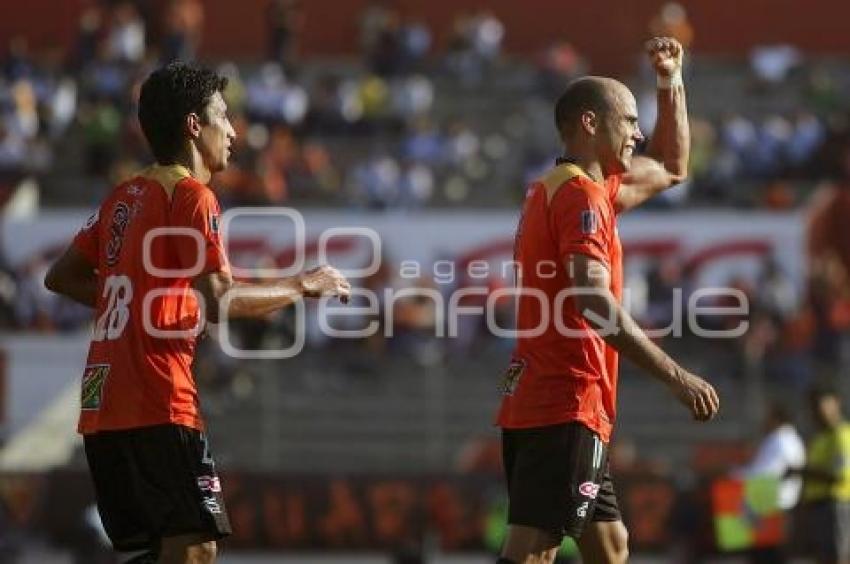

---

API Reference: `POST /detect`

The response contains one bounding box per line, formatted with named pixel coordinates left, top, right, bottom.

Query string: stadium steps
left=202, top=336, right=754, bottom=474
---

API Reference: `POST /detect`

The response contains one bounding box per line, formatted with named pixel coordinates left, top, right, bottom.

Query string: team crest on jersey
left=81, top=364, right=110, bottom=410
left=581, top=209, right=599, bottom=234
left=105, top=202, right=133, bottom=266
left=500, top=358, right=527, bottom=396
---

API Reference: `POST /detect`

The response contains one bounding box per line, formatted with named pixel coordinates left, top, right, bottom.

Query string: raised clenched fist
left=646, top=36, right=684, bottom=78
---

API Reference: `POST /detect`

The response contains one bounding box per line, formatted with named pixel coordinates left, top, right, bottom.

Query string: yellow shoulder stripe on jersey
left=540, top=162, right=588, bottom=204
left=140, top=164, right=193, bottom=200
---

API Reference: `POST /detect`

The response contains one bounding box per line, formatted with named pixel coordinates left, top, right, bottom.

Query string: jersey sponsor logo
left=197, top=475, right=222, bottom=493
left=500, top=358, right=526, bottom=396
left=581, top=209, right=599, bottom=234
left=81, top=364, right=110, bottom=410
left=579, top=480, right=600, bottom=499
left=105, top=202, right=132, bottom=266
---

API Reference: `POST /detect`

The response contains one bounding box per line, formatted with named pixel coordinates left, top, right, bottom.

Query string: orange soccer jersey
left=496, top=162, right=623, bottom=442
left=72, top=164, right=229, bottom=434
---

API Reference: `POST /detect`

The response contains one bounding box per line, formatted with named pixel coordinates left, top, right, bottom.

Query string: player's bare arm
left=568, top=253, right=719, bottom=421
left=194, top=264, right=351, bottom=322
left=617, top=36, right=690, bottom=212
left=44, top=246, right=98, bottom=307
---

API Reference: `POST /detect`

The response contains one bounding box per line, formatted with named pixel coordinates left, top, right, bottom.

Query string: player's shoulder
left=537, top=163, right=601, bottom=206
left=133, top=164, right=211, bottom=200
left=537, top=162, right=587, bottom=192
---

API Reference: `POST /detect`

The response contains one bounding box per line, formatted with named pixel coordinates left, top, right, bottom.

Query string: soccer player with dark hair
left=44, top=62, right=350, bottom=563
left=496, top=38, right=719, bottom=564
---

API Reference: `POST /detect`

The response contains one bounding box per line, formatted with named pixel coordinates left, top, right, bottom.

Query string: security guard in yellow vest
left=799, top=386, right=850, bottom=564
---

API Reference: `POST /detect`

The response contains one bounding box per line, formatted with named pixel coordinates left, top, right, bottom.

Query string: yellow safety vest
left=802, top=422, right=850, bottom=502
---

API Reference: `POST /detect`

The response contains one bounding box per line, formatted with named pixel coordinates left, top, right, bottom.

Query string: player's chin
left=212, top=156, right=228, bottom=172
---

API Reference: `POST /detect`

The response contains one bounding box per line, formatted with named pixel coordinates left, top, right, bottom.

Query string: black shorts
left=84, top=423, right=232, bottom=552
left=502, top=421, right=621, bottom=539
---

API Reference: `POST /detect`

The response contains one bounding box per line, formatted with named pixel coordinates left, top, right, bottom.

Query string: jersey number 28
left=93, top=275, right=133, bottom=341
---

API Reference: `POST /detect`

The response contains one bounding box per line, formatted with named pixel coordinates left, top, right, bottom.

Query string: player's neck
left=172, top=146, right=212, bottom=185
left=559, top=153, right=604, bottom=184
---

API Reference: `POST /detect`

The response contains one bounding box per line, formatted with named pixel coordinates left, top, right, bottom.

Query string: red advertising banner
left=5, top=471, right=684, bottom=552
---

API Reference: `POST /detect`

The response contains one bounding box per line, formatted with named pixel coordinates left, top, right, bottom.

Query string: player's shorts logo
left=202, top=497, right=223, bottom=514
left=197, top=476, right=222, bottom=493
left=500, top=358, right=527, bottom=396
left=576, top=501, right=590, bottom=518
left=579, top=481, right=600, bottom=499
left=81, top=364, right=110, bottom=410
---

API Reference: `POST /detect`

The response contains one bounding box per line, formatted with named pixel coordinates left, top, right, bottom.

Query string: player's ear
left=185, top=112, right=202, bottom=139
left=580, top=110, right=597, bottom=136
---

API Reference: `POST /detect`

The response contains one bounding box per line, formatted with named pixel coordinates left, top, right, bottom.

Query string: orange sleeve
left=71, top=210, right=100, bottom=265
left=550, top=184, right=611, bottom=267
left=170, top=181, right=229, bottom=276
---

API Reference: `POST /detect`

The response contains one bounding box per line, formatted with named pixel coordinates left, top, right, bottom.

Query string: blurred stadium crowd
left=3, top=0, right=849, bottom=211
left=0, top=1, right=847, bottom=394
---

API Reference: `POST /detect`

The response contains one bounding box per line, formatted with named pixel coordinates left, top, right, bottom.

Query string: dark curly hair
left=138, top=62, right=228, bottom=164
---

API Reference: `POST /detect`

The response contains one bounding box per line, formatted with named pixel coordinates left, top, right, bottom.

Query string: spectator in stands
left=719, top=113, right=757, bottom=178
left=788, top=111, right=825, bottom=172
left=648, top=3, right=694, bottom=50
left=267, top=0, right=304, bottom=70
left=734, top=403, right=805, bottom=564
left=399, top=16, right=432, bottom=72
left=398, top=160, right=434, bottom=209
left=806, top=255, right=850, bottom=370
left=445, top=13, right=477, bottom=85
left=797, top=385, right=850, bottom=564
left=749, top=45, right=802, bottom=91
left=359, top=2, right=393, bottom=57
left=643, top=257, right=685, bottom=332
left=305, top=73, right=348, bottom=134
left=83, top=42, right=128, bottom=103
left=79, top=94, right=121, bottom=177
left=756, top=256, right=798, bottom=322
left=391, top=75, right=434, bottom=118
left=444, top=119, right=480, bottom=166
left=350, top=153, right=401, bottom=209
left=245, top=63, right=309, bottom=126
left=161, top=0, right=204, bottom=62
left=0, top=123, right=26, bottom=173
left=106, top=1, right=146, bottom=65
left=73, top=5, right=103, bottom=69
left=537, top=40, right=587, bottom=97
left=808, top=139, right=850, bottom=278
left=403, top=116, right=444, bottom=164
left=256, top=125, right=298, bottom=203
left=367, top=10, right=404, bottom=77
left=468, top=10, right=505, bottom=63
left=3, top=36, right=34, bottom=82
left=389, top=276, right=442, bottom=366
